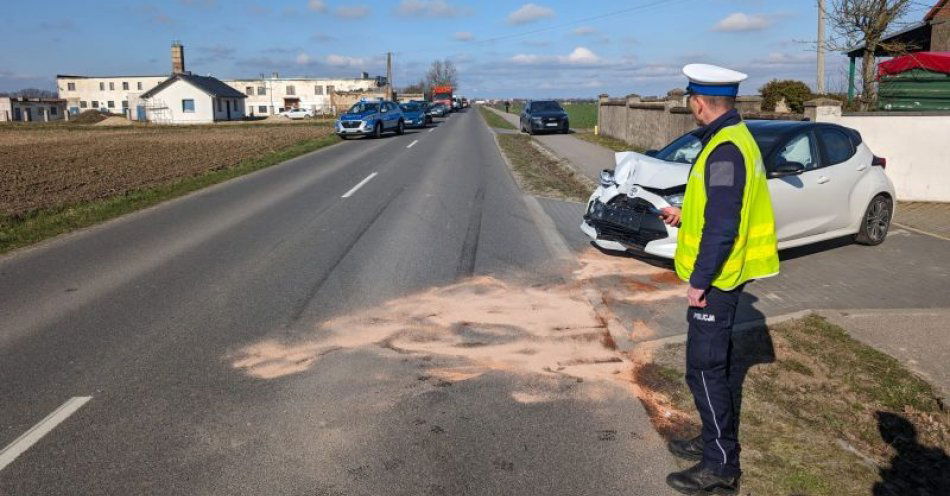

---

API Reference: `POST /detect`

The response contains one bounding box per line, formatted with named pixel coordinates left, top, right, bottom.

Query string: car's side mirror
left=768, top=162, right=805, bottom=178
left=381, top=108, right=388, bottom=113
left=645, top=150, right=659, bottom=157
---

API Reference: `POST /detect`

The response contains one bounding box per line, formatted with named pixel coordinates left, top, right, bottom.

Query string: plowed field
left=1, top=124, right=333, bottom=216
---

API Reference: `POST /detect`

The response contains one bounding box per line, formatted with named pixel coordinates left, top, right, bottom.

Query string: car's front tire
left=396, top=120, right=405, bottom=135
left=854, top=194, right=893, bottom=246
left=372, top=123, right=382, bottom=139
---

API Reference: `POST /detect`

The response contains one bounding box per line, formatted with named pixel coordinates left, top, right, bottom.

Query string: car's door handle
left=817, top=176, right=831, bottom=184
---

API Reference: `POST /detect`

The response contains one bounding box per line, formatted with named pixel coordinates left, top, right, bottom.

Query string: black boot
left=666, top=462, right=739, bottom=495
left=668, top=435, right=704, bottom=461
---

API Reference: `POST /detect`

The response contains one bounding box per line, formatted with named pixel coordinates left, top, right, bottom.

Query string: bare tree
left=826, top=0, right=916, bottom=109
left=401, top=78, right=429, bottom=95
left=425, top=60, right=458, bottom=87
left=2, top=88, right=57, bottom=98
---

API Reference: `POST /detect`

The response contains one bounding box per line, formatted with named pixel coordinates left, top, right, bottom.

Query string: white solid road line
left=406, top=140, right=418, bottom=149
left=0, top=396, right=92, bottom=472
left=341, top=172, right=378, bottom=198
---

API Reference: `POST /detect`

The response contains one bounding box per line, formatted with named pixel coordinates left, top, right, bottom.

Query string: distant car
left=281, top=107, right=315, bottom=119
left=335, top=100, right=405, bottom=139
left=412, top=101, right=433, bottom=124
left=581, top=120, right=896, bottom=259
left=428, top=103, right=448, bottom=118
left=520, top=100, right=569, bottom=134
left=399, top=102, right=428, bottom=128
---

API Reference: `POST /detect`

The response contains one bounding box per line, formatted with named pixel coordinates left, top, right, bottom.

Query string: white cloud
left=335, top=5, right=370, bottom=19
left=296, top=53, right=312, bottom=65
left=712, top=12, right=771, bottom=32
left=325, top=54, right=370, bottom=67
left=396, top=0, right=467, bottom=17
left=511, top=46, right=602, bottom=66
left=572, top=26, right=597, bottom=36
left=307, top=0, right=327, bottom=12
left=453, top=31, right=475, bottom=41
left=507, top=3, right=554, bottom=25
left=754, top=52, right=814, bottom=66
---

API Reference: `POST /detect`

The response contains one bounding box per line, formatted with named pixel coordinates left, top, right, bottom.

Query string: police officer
left=658, top=64, right=780, bottom=495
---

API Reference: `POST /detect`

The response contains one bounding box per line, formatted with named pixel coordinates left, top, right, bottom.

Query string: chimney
left=171, top=41, right=185, bottom=75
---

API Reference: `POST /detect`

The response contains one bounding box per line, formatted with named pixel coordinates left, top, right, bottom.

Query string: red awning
left=878, top=52, right=950, bottom=77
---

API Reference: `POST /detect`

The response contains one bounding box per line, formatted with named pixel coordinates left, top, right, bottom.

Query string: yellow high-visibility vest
left=674, top=122, right=780, bottom=290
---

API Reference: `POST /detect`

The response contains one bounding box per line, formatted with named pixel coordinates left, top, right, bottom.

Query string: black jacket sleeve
left=688, top=142, right=746, bottom=290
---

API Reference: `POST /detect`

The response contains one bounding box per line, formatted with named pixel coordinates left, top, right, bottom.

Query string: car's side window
left=818, top=128, right=855, bottom=166
left=777, top=132, right=818, bottom=171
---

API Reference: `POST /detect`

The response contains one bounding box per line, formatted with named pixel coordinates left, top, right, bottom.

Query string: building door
left=136, top=106, right=146, bottom=121
left=13, top=108, right=21, bottom=121
left=226, top=99, right=231, bottom=120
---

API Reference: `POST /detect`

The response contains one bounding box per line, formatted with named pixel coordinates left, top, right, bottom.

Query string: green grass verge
left=0, top=133, right=341, bottom=254
left=639, top=314, right=948, bottom=496
left=478, top=106, right=516, bottom=130
left=573, top=132, right=644, bottom=153
left=495, top=133, right=594, bottom=202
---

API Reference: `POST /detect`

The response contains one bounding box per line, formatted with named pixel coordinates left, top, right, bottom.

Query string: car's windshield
left=348, top=102, right=379, bottom=114
left=434, top=93, right=451, bottom=100
left=400, top=103, right=421, bottom=112
left=530, top=101, right=563, bottom=112
left=655, top=132, right=703, bottom=164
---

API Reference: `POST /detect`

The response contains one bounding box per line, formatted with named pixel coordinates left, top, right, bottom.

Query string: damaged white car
left=581, top=120, right=896, bottom=259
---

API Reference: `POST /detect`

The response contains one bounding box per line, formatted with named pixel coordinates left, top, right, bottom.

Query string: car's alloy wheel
left=855, top=194, right=892, bottom=245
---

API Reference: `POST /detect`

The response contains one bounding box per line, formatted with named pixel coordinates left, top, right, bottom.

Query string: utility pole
left=817, top=0, right=826, bottom=94
left=386, top=52, right=393, bottom=100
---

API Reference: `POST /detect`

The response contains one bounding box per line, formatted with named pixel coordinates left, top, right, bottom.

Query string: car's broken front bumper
left=580, top=192, right=678, bottom=259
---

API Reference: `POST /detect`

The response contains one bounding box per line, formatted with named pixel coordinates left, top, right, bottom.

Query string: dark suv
left=519, top=100, right=569, bottom=134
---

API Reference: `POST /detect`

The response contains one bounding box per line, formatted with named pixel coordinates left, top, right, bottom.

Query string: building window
left=50, top=106, right=58, bottom=115
left=245, top=86, right=253, bottom=96
left=91, top=100, right=99, bottom=108
left=182, top=99, right=195, bottom=113
left=107, top=101, right=115, bottom=108
left=315, top=85, right=324, bottom=95
left=80, top=101, right=88, bottom=108
left=109, top=82, right=114, bottom=90
left=257, top=86, right=266, bottom=95
left=121, top=100, right=128, bottom=109
left=258, top=105, right=267, bottom=114
left=286, top=85, right=295, bottom=95
left=137, top=82, right=143, bottom=90
left=326, top=85, right=334, bottom=94
left=99, top=82, right=104, bottom=90
left=122, top=82, right=129, bottom=90
left=67, top=82, right=76, bottom=91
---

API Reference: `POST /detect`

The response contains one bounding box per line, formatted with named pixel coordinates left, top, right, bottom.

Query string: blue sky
left=0, top=0, right=934, bottom=98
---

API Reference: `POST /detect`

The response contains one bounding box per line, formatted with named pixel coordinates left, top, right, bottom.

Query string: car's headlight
left=663, top=193, right=685, bottom=208
left=599, top=169, right=615, bottom=187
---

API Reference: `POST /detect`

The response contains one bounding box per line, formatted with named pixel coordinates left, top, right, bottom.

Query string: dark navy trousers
left=685, top=284, right=744, bottom=478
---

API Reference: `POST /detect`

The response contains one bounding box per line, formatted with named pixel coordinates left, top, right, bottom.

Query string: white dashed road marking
left=0, top=396, right=92, bottom=472
left=341, top=172, right=378, bottom=198
left=428, top=128, right=435, bottom=133
left=406, top=140, right=418, bottom=149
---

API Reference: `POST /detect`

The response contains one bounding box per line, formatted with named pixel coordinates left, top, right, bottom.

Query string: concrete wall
left=0, top=98, right=67, bottom=122
left=813, top=104, right=950, bottom=202
left=597, top=94, right=769, bottom=151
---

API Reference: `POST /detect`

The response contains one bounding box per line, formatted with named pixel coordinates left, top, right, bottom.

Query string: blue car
left=336, top=100, right=405, bottom=139
left=399, top=102, right=428, bottom=128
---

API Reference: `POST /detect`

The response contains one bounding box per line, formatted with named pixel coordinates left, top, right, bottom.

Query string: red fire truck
left=432, top=85, right=454, bottom=111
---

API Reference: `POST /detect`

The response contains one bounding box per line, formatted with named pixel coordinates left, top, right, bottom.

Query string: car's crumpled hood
left=612, top=151, right=690, bottom=189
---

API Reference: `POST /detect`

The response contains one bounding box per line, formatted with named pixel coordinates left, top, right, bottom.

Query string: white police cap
left=683, top=64, right=748, bottom=97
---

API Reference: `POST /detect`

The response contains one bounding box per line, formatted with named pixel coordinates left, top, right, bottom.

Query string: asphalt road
left=0, top=110, right=674, bottom=495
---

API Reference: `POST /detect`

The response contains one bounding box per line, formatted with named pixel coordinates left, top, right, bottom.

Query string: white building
left=0, top=97, right=67, bottom=122
left=56, top=75, right=166, bottom=118
left=226, top=74, right=387, bottom=116
left=139, top=73, right=246, bottom=124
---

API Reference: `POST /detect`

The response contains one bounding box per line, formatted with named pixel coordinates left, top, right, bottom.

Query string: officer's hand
left=687, top=286, right=707, bottom=308
left=660, top=207, right=681, bottom=227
